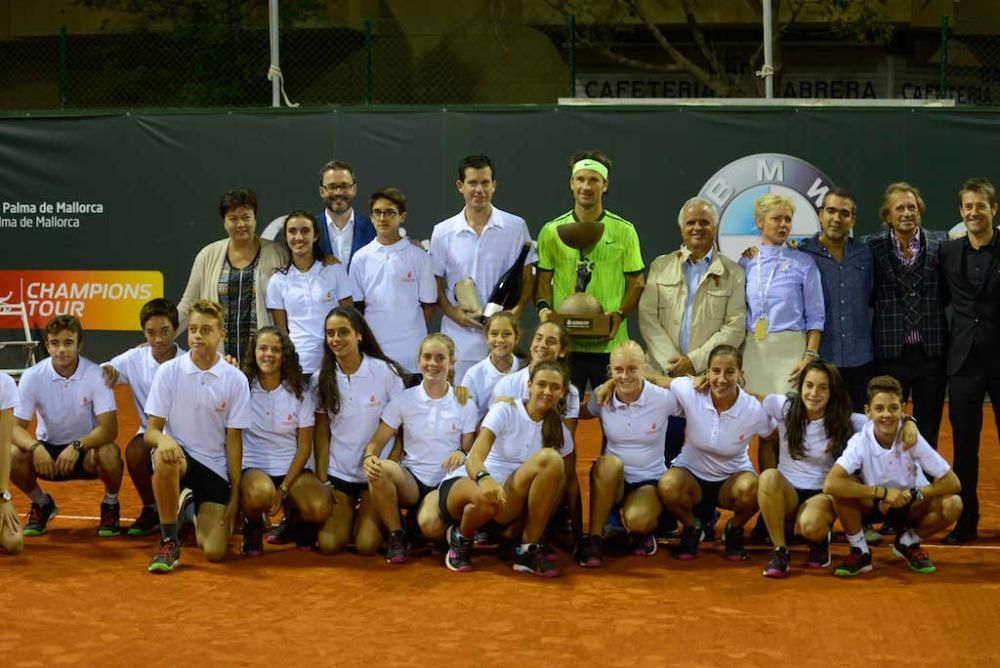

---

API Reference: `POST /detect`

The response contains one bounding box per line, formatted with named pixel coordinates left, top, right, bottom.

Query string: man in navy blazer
left=862, top=182, right=949, bottom=453
left=316, top=160, right=375, bottom=270
left=939, top=177, right=1000, bottom=544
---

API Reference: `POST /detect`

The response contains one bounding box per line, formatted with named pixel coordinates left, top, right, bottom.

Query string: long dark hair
left=241, top=326, right=306, bottom=400
left=316, top=306, right=405, bottom=415
left=279, top=209, right=330, bottom=273
left=784, top=359, right=853, bottom=460
left=527, top=360, right=570, bottom=452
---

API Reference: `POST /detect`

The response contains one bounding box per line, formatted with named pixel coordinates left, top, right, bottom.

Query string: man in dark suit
left=316, top=160, right=375, bottom=270
left=863, top=182, right=949, bottom=451
left=939, top=177, right=1000, bottom=544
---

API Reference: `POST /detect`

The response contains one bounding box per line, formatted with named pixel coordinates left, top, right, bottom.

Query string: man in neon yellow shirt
left=536, top=150, right=645, bottom=397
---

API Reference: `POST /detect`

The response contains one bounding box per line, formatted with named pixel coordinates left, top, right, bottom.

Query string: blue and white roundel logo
left=698, top=153, right=836, bottom=259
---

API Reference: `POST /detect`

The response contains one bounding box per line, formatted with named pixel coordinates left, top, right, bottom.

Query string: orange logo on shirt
left=649, top=422, right=657, bottom=431
left=369, top=394, right=378, bottom=405
left=287, top=413, right=295, bottom=421
left=402, top=271, right=415, bottom=282
left=216, top=400, right=228, bottom=413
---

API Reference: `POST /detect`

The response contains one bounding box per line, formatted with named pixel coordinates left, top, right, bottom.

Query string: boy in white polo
left=144, top=300, right=252, bottom=573
left=1, top=371, right=24, bottom=554
left=429, top=155, right=535, bottom=383
left=349, top=187, right=436, bottom=374
left=102, top=298, right=183, bottom=537
left=824, top=375, right=962, bottom=576
left=11, top=315, right=121, bottom=538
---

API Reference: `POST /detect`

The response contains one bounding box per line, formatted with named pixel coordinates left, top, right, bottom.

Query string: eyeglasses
left=322, top=183, right=355, bottom=192
left=371, top=209, right=400, bottom=219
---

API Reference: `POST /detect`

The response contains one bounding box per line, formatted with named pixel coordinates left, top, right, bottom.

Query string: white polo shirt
left=490, top=366, right=580, bottom=419
left=145, top=352, right=253, bottom=480
left=463, top=354, right=525, bottom=420
left=317, top=355, right=405, bottom=484
left=243, top=380, right=316, bottom=477
left=447, top=399, right=573, bottom=486
left=429, top=207, right=535, bottom=363
left=380, top=384, right=479, bottom=487
left=349, top=238, right=437, bottom=373
left=835, top=422, right=950, bottom=489
left=587, top=381, right=681, bottom=483
left=0, top=372, right=18, bottom=411
left=104, top=343, right=183, bottom=435
left=669, top=377, right=772, bottom=482
left=762, top=394, right=867, bottom=490
left=265, top=261, right=353, bottom=374
left=15, top=356, right=117, bottom=445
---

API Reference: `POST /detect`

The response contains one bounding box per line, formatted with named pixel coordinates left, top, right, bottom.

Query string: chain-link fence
left=0, top=16, right=575, bottom=111
left=940, top=18, right=1000, bottom=107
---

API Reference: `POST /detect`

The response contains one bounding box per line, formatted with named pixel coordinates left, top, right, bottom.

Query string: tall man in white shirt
left=430, top=155, right=535, bottom=383
left=11, top=315, right=121, bottom=538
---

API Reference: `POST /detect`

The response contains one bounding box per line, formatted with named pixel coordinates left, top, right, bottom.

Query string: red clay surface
left=3, top=386, right=1000, bottom=667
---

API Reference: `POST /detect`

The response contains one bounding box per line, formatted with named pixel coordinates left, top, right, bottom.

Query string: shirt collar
left=46, top=357, right=84, bottom=381
left=610, top=380, right=649, bottom=409
left=458, top=207, right=502, bottom=234
left=964, top=227, right=998, bottom=250
left=337, top=354, right=373, bottom=379
left=863, top=421, right=903, bottom=456
left=890, top=226, right=922, bottom=251
left=697, top=387, right=746, bottom=419
left=326, top=209, right=355, bottom=233
left=181, top=351, right=225, bottom=376
left=146, top=343, right=182, bottom=366
left=374, top=237, right=409, bottom=253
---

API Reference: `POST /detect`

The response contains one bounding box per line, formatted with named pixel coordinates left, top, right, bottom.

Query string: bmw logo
left=698, top=153, right=837, bottom=258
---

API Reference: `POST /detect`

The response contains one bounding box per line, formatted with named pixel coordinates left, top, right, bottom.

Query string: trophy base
left=548, top=312, right=612, bottom=337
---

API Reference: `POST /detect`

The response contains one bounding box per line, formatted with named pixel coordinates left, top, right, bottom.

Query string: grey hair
left=676, top=197, right=720, bottom=231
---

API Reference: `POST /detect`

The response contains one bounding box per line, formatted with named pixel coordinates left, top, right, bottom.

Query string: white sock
left=103, top=492, right=119, bottom=505
left=517, top=542, right=534, bottom=553
left=28, top=487, right=48, bottom=505
left=846, top=530, right=870, bottom=555
left=899, top=529, right=921, bottom=547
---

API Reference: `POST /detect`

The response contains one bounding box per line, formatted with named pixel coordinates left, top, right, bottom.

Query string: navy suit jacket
left=316, top=208, right=375, bottom=270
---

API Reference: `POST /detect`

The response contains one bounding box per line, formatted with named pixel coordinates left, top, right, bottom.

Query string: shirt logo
left=216, top=399, right=228, bottom=413
left=324, top=290, right=335, bottom=301
left=649, top=422, right=658, bottom=432
left=402, top=271, right=415, bottom=283
left=368, top=394, right=379, bottom=406
left=699, top=153, right=835, bottom=258
left=286, top=413, right=295, bottom=421
left=738, top=433, right=746, bottom=441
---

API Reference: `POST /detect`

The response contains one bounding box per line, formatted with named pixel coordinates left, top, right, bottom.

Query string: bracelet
left=474, top=470, right=492, bottom=484
left=363, top=453, right=377, bottom=462
left=279, top=484, right=290, bottom=498
left=29, top=441, right=43, bottom=453
left=804, top=350, right=818, bottom=359
left=535, top=299, right=552, bottom=312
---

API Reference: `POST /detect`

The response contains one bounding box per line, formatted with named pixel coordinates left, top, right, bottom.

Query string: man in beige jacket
left=638, top=197, right=746, bottom=513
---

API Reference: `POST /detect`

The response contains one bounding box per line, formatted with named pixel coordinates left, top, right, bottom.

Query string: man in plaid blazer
left=863, top=182, right=949, bottom=451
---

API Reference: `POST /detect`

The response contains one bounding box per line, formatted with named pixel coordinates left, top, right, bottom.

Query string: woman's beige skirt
left=742, top=329, right=806, bottom=396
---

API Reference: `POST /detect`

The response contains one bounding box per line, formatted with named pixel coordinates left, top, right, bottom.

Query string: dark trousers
left=948, top=349, right=1000, bottom=534
left=570, top=352, right=611, bottom=399
left=877, top=344, right=947, bottom=449
left=839, top=362, right=875, bottom=414
left=663, top=415, right=686, bottom=466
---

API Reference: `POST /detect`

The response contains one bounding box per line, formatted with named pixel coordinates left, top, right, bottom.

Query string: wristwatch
left=71, top=440, right=85, bottom=453
left=0, top=489, right=11, bottom=503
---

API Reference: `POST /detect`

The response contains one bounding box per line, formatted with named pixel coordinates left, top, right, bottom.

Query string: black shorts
left=864, top=498, right=915, bottom=530
left=794, top=487, right=824, bottom=506
left=404, top=468, right=437, bottom=510
left=37, top=442, right=97, bottom=481
left=179, top=451, right=231, bottom=510
left=328, top=474, right=368, bottom=501
left=689, top=472, right=727, bottom=521
left=438, top=476, right=463, bottom=523
left=623, top=478, right=661, bottom=499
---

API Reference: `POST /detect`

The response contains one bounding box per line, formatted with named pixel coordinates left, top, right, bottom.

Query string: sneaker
left=723, top=520, right=749, bottom=561
left=23, top=497, right=58, bottom=536
left=127, top=505, right=160, bottom=537
left=762, top=547, right=790, bottom=578
left=241, top=517, right=264, bottom=556
left=700, top=509, right=720, bottom=542
left=892, top=538, right=936, bottom=574
left=631, top=533, right=657, bottom=557
left=266, top=512, right=295, bottom=545
left=513, top=543, right=561, bottom=578
left=473, top=529, right=498, bottom=549
left=672, top=523, right=703, bottom=560
left=575, top=534, right=604, bottom=568
left=176, top=488, right=196, bottom=547
left=654, top=512, right=679, bottom=544
left=148, top=539, right=180, bottom=574
left=98, top=502, right=122, bottom=537
left=863, top=524, right=883, bottom=545
left=445, top=526, right=473, bottom=573
left=806, top=532, right=832, bottom=568
left=833, top=547, right=873, bottom=577
left=385, top=529, right=409, bottom=564
left=538, top=537, right=559, bottom=562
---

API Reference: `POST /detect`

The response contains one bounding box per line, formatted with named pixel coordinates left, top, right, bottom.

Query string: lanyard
left=755, top=246, right=783, bottom=316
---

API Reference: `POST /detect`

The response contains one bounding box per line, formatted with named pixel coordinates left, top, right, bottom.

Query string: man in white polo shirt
left=144, top=300, right=252, bottom=574
left=430, top=155, right=535, bottom=383
left=102, top=298, right=183, bottom=537
left=11, top=315, right=121, bottom=538
left=824, top=375, right=962, bottom=577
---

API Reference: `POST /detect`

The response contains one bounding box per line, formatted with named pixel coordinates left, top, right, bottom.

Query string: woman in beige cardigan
left=177, top=189, right=288, bottom=361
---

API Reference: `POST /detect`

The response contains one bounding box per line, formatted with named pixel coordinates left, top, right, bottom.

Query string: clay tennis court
left=4, top=386, right=999, bottom=667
